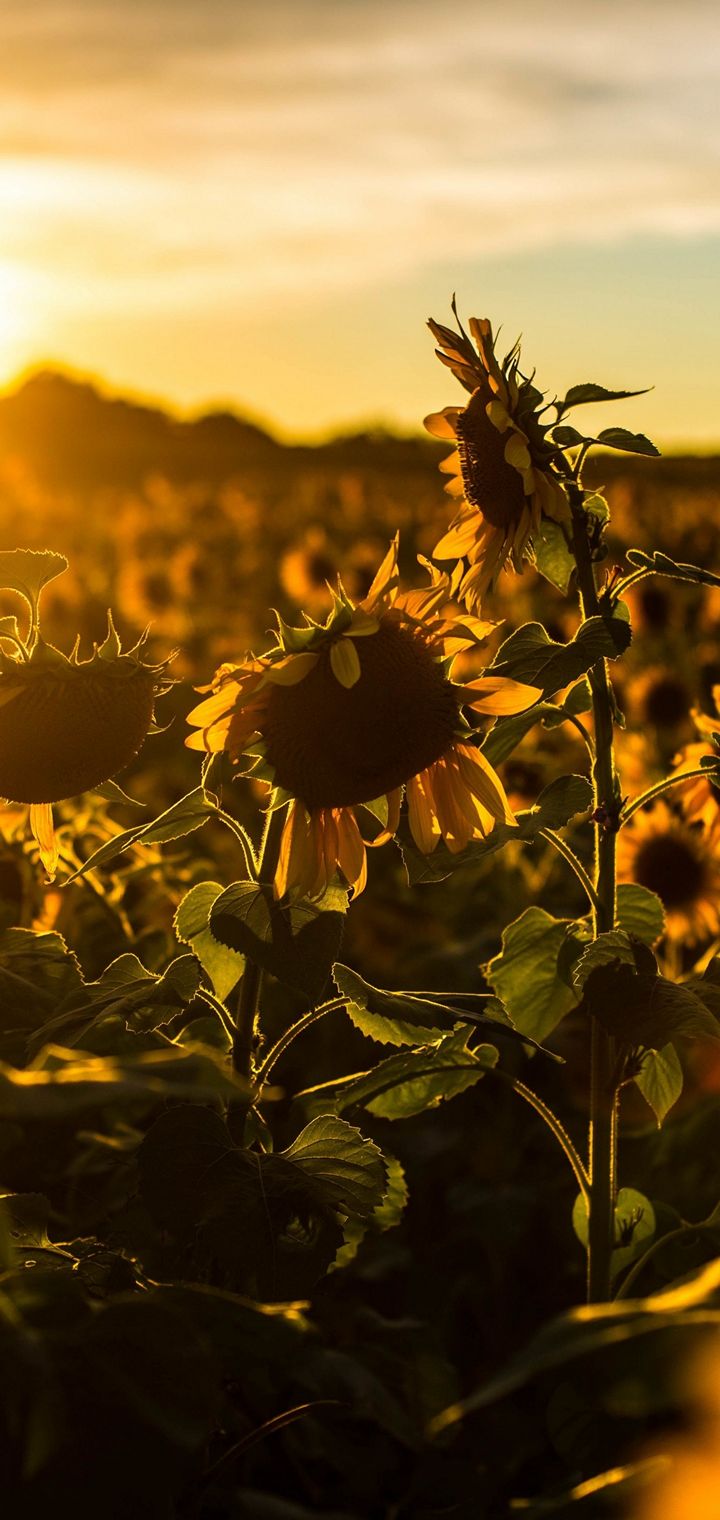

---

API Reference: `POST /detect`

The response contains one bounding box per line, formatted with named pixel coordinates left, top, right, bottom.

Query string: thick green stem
left=232, top=805, right=287, bottom=1082
left=569, top=485, right=621, bottom=1302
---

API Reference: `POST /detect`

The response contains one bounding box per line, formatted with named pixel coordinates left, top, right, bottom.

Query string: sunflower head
left=617, top=800, right=720, bottom=946
left=188, top=537, right=540, bottom=898
left=425, top=312, right=569, bottom=609
left=0, top=548, right=171, bottom=877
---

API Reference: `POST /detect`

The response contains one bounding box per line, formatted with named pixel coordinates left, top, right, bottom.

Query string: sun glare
left=0, top=261, right=38, bottom=380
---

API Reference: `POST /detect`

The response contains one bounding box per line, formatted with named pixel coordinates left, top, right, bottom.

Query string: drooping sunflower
left=425, top=313, right=570, bottom=610
left=187, top=537, right=541, bottom=899
left=617, top=801, right=720, bottom=945
left=0, top=550, right=170, bottom=879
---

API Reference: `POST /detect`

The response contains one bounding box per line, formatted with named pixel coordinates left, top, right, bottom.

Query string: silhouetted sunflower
left=617, top=801, right=720, bottom=945
left=425, top=314, right=569, bottom=609
left=0, top=613, right=169, bottom=879
left=187, top=537, right=540, bottom=898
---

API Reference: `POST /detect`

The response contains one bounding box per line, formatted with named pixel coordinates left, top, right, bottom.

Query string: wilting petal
left=406, top=773, right=440, bottom=854
left=365, top=787, right=402, bottom=847
left=336, top=808, right=367, bottom=896
left=275, top=801, right=317, bottom=898
left=29, top=803, right=59, bottom=881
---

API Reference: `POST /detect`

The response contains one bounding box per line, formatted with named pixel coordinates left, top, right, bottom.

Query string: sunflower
left=617, top=801, right=720, bottom=945
left=0, top=562, right=170, bottom=881
left=187, top=537, right=541, bottom=899
left=425, top=313, right=570, bottom=610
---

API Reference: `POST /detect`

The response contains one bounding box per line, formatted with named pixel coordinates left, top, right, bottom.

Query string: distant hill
left=0, top=369, right=434, bottom=491
left=0, top=370, right=284, bottom=490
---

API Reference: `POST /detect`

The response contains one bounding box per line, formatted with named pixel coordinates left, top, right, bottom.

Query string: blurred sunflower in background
left=617, top=800, right=720, bottom=946
left=187, top=536, right=541, bottom=898
left=0, top=550, right=171, bottom=879
left=425, top=312, right=569, bottom=609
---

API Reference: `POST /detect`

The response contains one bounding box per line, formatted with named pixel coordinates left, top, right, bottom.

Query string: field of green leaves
left=2, top=332, right=720, bottom=1519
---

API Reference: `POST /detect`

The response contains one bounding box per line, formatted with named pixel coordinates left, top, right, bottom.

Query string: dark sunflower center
left=262, top=620, right=459, bottom=809
left=0, top=665, right=156, bottom=804
left=454, top=386, right=528, bottom=531
left=633, top=831, right=707, bottom=909
left=641, top=674, right=690, bottom=728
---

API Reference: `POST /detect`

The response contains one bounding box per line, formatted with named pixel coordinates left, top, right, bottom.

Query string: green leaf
left=0, top=549, right=68, bottom=615
left=332, top=962, right=520, bottom=1049
left=634, top=1044, right=683, bottom=1126
left=532, top=519, right=575, bottom=593
left=65, top=787, right=219, bottom=881
left=210, top=882, right=346, bottom=1001
left=507, top=1460, right=671, bottom=1517
left=576, top=935, right=720, bottom=1045
left=596, top=427, right=660, bottom=458
left=0, top=1043, right=248, bottom=1120
left=333, top=1153, right=408, bottom=1270
left=481, top=703, right=555, bottom=765
left=558, top=382, right=651, bottom=412
left=174, top=882, right=244, bottom=1002
left=281, top=1114, right=387, bottom=1220
left=551, top=424, right=588, bottom=447
left=573, top=1187, right=656, bottom=1283
left=29, top=953, right=202, bottom=1053
left=399, top=774, right=593, bottom=884
left=625, top=548, right=720, bottom=590
left=490, top=616, right=631, bottom=697
left=303, top=1029, right=498, bottom=1120
left=616, top=883, right=665, bottom=946
left=0, top=928, right=82, bottom=1027
left=486, top=908, right=579, bottom=1042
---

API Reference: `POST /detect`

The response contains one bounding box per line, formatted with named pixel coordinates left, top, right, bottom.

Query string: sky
left=0, top=0, right=719, bottom=445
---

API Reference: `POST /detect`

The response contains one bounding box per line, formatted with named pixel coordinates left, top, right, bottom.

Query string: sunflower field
left=3, top=312, right=720, bottom=1519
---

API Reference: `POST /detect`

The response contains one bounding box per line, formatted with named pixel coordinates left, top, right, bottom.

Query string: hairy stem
left=569, top=483, right=621, bottom=1302
left=491, top=1069, right=589, bottom=1201
left=622, top=766, right=714, bottom=824
left=256, top=997, right=349, bottom=1085
left=227, top=807, right=288, bottom=1143
left=538, top=827, right=601, bottom=915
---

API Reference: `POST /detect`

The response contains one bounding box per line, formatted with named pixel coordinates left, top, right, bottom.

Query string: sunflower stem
left=229, top=803, right=288, bottom=1137
left=622, top=766, right=716, bottom=825
left=255, top=996, right=349, bottom=1085
left=538, top=827, right=601, bottom=915
left=490, top=1070, right=589, bottom=1201
left=569, top=481, right=621, bottom=1303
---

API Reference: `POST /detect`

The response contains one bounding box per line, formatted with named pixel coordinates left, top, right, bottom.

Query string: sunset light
left=2, top=8, right=720, bottom=1514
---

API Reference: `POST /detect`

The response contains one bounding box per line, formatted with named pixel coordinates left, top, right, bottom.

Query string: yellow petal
left=504, top=432, right=532, bottom=472
left=459, top=676, right=542, bottom=715
left=335, top=809, right=367, bottom=896
left=406, top=772, right=440, bottom=854
left=263, top=652, right=319, bottom=686
left=453, top=744, right=517, bottom=826
left=362, top=534, right=400, bottom=613
left=186, top=682, right=240, bottom=728
left=30, top=802, right=59, bottom=881
left=423, top=408, right=460, bottom=441
left=330, top=637, right=362, bottom=688
left=439, top=449, right=462, bottom=475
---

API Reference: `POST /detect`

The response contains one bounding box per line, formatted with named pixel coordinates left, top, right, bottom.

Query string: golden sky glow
left=1, top=0, right=720, bottom=444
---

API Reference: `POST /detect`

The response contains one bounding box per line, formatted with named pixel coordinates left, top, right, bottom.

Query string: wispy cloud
left=0, top=1, right=718, bottom=433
